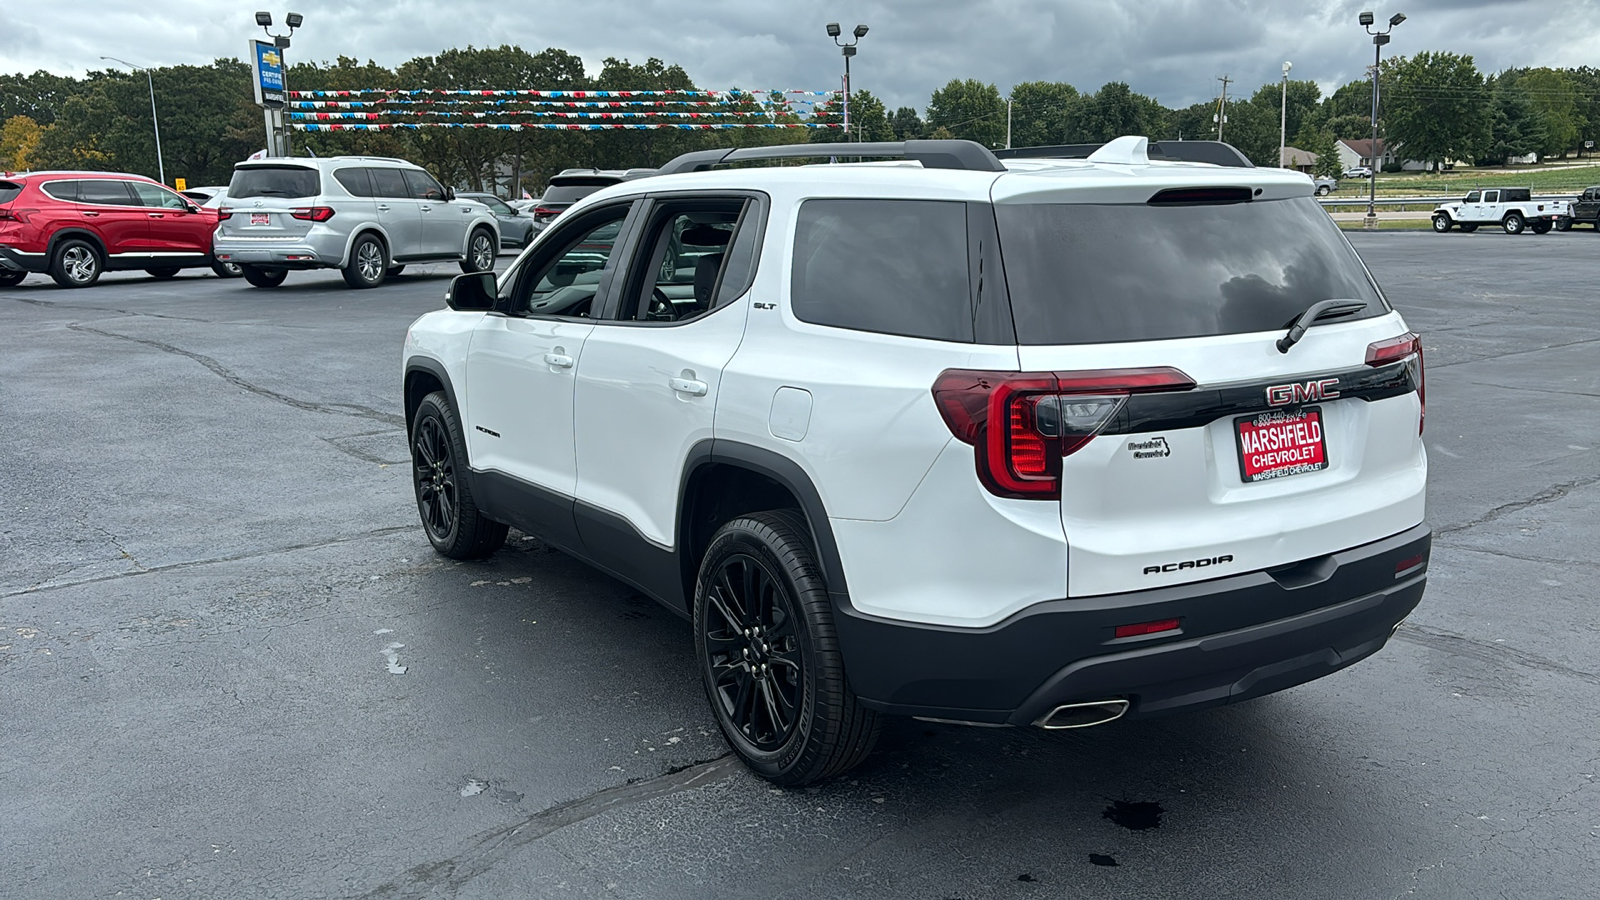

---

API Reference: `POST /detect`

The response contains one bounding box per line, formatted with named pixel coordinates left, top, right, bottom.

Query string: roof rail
left=994, top=140, right=1255, bottom=169
left=656, top=140, right=1007, bottom=176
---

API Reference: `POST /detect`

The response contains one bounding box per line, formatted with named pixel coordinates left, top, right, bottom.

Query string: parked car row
left=1, top=157, right=587, bottom=290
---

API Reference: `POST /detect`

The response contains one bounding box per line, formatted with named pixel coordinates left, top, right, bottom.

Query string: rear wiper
left=1276, top=300, right=1369, bottom=353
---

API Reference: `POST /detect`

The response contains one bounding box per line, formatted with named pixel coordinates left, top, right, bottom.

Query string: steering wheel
left=647, top=287, right=676, bottom=322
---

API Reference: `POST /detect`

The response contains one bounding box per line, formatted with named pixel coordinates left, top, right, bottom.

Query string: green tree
left=810, top=89, right=892, bottom=143
left=1006, top=81, right=1079, bottom=148
left=1070, top=82, right=1165, bottom=143
left=927, top=79, right=1006, bottom=148
left=1325, top=79, right=1374, bottom=120
left=1519, top=68, right=1579, bottom=158
left=887, top=106, right=924, bottom=140
left=0, top=70, right=82, bottom=124
left=1294, top=128, right=1342, bottom=178
left=1326, top=113, right=1373, bottom=140
left=1250, top=78, right=1322, bottom=146
left=1382, top=51, right=1490, bottom=170
left=1, top=115, right=43, bottom=170
left=1478, top=76, right=1545, bottom=164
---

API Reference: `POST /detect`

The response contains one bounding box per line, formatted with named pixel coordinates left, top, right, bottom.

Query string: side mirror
left=444, top=186, right=456, bottom=202
left=186, top=203, right=201, bottom=214
left=446, top=271, right=497, bottom=311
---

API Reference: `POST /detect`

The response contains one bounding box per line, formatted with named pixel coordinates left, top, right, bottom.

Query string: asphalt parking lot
left=3, top=233, right=1596, bottom=899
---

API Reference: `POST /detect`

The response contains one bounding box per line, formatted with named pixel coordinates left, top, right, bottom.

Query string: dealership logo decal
left=1128, top=437, right=1170, bottom=459
left=1266, top=378, right=1340, bottom=407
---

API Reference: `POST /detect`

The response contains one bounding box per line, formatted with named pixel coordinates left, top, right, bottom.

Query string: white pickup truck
left=1432, top=188, right=1566, bottom=234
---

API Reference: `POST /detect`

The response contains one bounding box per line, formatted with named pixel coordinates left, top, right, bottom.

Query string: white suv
left=402, top=137, right=1430, bottom=786
left=214, top=156, right=500, bottom=289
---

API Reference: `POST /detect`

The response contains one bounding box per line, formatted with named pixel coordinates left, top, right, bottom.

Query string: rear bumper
left=0, top=245, right=48, bottom=273
left=214, top=233, right=345, bottom=270
left=834, top=523, right=1430, bottom=725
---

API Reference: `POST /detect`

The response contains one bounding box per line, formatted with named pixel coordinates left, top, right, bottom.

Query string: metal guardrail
left=1318, top=194, right=1577, bottom=207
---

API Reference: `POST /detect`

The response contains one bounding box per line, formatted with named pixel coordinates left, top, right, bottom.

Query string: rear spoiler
left=994, top=141, right=1254, bottom=168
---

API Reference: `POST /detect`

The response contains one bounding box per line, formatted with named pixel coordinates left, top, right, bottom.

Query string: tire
left=460, top=228, right=496, bottom=274
left=1531, top=220, right=1552, bottom=235
left=241, top=265, right=288, bottom=288
left=49, top=238, right=102, bottom=288
left=1555, top=218, right=1572, bottom=232
left=342, top=233, right=387, bottom=289
left=410, top=391, right=508, bottom=559
left=386, top=264, right=406, bottom=277
left=694, top=510, right=881, bottom=786
left=1432, top=214, right=1452, bottom=233
left=0, top=270, right=25, bottom=287
left=1502, top=213, right=1525, bottom=234
left=1460, top=223, right=1478, bottom=233
left=211, top=260, right=243, bottom=278
left=145, top=267, right=181, bottom=279
left=1316, top=186, right=1331, bottom=196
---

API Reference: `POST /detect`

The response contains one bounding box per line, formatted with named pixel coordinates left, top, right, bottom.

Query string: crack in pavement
left=12, top=294, right=213, bottom=322
left=1467, top=380, right=1600, bottom=400
left=67, top=322, right=405, bottom=428
left=1441, top=544, right=1600, bottom=572
left=1435, top=471, right=1600, bottom=536
left=355, top=755, right=740, bottom=900
left=1426, top=334, right=1600, bottom=371
left=0, top=524, right=416, bottom=600
left=1393, top=624, right=1600, bottom=687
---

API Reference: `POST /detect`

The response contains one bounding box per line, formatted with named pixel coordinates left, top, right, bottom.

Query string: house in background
left=1336, top=138, right=1444, bottom=172
left=1278, top=146, right=1317, bottom=172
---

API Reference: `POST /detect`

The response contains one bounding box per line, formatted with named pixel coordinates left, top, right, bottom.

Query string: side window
left=790, top=198, right=972, bottom=343
left=129, top=182, right=189, bottom=210
left=369, top=168, right=409, bottom=199
left=77, top=179, right=137, bottom=206
left=507, top=206, right=631, bottom=318
left=403, top=169, right=446, bottom=202
left=40, top=181, right=78, bottom=202
left=1482, top=190, right=1499, bottom=204
left=334, top=167, right=373, bottom=197
left=1463, top=191, right=1480, bottom=203
left=616, top=199, right=747, bottom=323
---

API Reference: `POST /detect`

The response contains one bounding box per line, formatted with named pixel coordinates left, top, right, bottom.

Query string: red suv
left=0, top=171, right=225, bottom=288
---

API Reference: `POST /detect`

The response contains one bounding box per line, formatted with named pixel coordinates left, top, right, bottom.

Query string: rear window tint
left=995, top=197, right=1386, bottom=345
left=1503, top=188, right=1531, bottom=202
left=228, top=166, right=320, bottom=199
left=333, top=168, right=373, bottom=197
left=369, top=168, right=409, bottom=199
left=540, top=184, right=609, bottom=205
left=0, top=181, right=22, bottom=204
left=39, top=181, right=78, bottom=202
left=78, top=179, right=137, bottom=206
left=790, top=199, right=972, bottom=342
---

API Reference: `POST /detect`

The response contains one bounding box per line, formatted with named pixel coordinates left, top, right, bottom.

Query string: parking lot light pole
left=1279, top=61, right=1291, bottom=168
left=100, top=56, right=164, bottom=185
left=255, top=11, right=304, bottom=156
left=827, top=23, right=867, bottom=141
left=1360, top=10, right=1405, bottom=229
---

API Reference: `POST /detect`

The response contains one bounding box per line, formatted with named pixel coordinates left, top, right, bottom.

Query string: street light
left=100, top=56, right=165, bottom=185
left=827, top=22, right=868, bottom=141
left=1361, top=10, right=1405, bottom=228
left=255, top=11, right=304, bottom=156
left=255, top=10, right=303, bottom=48
left=1280, top=61, right=1292, bottom=169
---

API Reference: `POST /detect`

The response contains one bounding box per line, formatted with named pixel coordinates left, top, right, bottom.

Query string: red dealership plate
left=249, top=212, right=271, bottom=226
left=1235, top=407, right=1328, bottom=482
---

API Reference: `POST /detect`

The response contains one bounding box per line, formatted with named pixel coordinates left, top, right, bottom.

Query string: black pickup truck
left=1557, top=186, right=1600, bottom=230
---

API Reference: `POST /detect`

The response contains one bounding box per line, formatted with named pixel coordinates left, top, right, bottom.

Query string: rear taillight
left=532, top=206, right=560, bottom=218
left=217, top=208, right=233, bottom=220
left=933, top=367, right=1196, bottom=500
left=290, top=206, right=335, bottom=222
left=1366, top=332, right=1425, bottom=433
left=0, top=207, right=32, bottom=223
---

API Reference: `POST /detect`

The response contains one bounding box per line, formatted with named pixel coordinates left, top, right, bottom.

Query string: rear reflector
left=1395, top=554, right=1426, bottom=577
left=1366, top=332, right=1425, bottom=433
left=933, top=367, right=1195, bottom=500
left=1114, top=618, right=1181, bottom=639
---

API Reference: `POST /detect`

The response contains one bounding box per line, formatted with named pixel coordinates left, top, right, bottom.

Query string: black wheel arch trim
left=404, top=357, right=461, bottom=439
left=46, top=229, right=107, bottom=266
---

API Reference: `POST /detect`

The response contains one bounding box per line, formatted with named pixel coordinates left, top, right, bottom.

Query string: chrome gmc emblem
left=1266, top=378, right=1340, bottom=406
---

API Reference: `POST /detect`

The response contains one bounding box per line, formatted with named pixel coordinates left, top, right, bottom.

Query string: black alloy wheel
left=1531, top=220, right=1552, bottom=234
left=694, top=511, right=880, bottom=786
left=0, top=270, right=25, bottom=287
left=146, top=267, right=181, bottom=279
left=410, top=391, right=507, bottom=559
left=1432, top=214, right=1452, bottom=233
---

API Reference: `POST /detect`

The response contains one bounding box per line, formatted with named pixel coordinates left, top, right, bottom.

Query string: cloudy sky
left=4, top=0, right=1599, bottom=110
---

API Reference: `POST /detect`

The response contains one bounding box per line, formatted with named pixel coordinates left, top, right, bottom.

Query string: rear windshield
left=995, top=197, right=1386, bottom=345
left=541, top=183, right=609, bottom=205
left=0, top=181, right=21, bottom=205
left=228, top=166, right=320, bottom=200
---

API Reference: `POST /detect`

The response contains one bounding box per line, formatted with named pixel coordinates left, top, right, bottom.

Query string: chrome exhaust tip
left=1035, top=699, right=1130, bottom=730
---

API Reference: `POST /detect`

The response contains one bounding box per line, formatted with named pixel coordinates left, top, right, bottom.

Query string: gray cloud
left=3, top=0, right=1598, bottom=111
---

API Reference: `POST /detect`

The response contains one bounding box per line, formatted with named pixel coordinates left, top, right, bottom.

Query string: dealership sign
left=250, top=40, right=285, bottom=107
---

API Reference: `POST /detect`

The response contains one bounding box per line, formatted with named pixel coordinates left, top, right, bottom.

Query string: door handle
left=147, top=213, right=164, bottom=218
left=377, top=204, right=390, bottom=211
left=83, top=212, right=100, bottom=217
left=420, top=205, right=433, bottom=212
left=544, top=353, right=574, bottom=368
left=669, top=377, right=708, bottom=396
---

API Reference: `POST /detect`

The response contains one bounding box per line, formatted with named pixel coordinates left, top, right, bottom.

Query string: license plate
left=1235, top=407, right=1328, bottom=482
left=249, top=213, right=271, bottom=226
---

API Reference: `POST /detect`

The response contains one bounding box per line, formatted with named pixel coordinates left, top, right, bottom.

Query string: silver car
left=213, top=156, right=500, bottom=289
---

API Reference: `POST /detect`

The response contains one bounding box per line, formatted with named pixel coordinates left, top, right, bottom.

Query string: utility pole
left=1215, top=75, right=1232, bottom=142
left=1280, top=61, right=1292, bottom=168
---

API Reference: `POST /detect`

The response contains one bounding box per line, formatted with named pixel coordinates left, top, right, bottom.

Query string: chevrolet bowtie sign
left=250, top=39, right=286, bottom=108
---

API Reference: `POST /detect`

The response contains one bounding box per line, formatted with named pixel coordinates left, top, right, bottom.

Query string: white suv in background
left=401, top=137, right=1430, bottom=786
left=214, top=156, right=500, bottom=289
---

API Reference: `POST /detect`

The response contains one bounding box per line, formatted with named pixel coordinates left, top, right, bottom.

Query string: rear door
left=75, top=179, right=152, bottom=256
left=990, top=190, right=1425, bottom=597
left=368, top=167, right=422, bottom=258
